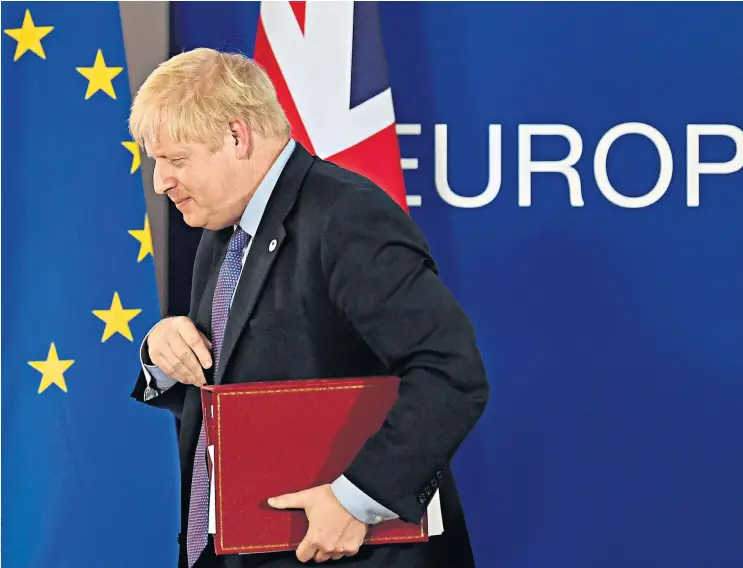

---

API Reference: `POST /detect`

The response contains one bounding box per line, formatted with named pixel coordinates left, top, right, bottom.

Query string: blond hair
left=129, top=48, right=290, bottom=151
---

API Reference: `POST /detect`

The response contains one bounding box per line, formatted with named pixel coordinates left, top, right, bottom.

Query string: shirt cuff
left=330, top=475, right=399, bottom=525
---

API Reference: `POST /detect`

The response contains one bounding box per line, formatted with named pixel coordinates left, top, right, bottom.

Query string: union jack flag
left=255, top=0, right=409, bottom=212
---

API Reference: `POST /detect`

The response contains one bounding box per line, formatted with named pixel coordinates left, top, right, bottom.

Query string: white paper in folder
left=209, top=445, right=216, bottom=534
left=427, top=490, right=444, bottom=536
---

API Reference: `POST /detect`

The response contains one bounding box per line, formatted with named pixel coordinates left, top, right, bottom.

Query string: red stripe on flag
left=289, top=1, right=306, bottom=34
left=327, top=124, right=409, bottom=213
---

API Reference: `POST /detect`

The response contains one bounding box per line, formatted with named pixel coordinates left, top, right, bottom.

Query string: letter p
left=687, top=125, right=743, bottom=206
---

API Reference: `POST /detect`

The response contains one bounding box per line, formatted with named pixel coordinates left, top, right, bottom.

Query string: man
left=129, top=48, right=489, bottom=568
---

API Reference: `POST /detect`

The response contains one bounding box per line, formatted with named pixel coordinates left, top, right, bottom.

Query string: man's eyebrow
left=147, top=151, right=188, bottom=159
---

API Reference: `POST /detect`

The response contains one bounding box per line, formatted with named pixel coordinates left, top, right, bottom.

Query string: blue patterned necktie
left=187, top=226, right=250, bottom=567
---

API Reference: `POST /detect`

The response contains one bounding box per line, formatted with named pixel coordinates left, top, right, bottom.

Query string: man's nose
left=153, top=163, right=175, bottom=195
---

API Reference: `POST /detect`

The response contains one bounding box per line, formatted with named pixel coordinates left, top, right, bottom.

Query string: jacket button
left=431, top=479, right=439, bottom=489
left=417, top=494, right=427, bottom=504
left=436, top=470, right=443, bottom=479
left=424, top=486, right=433, bottom=496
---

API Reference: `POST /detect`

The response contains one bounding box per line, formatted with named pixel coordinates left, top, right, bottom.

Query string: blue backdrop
left=170, top=3, right=743, bottom=568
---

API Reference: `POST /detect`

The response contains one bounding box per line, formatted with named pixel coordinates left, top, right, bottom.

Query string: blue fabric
left=2, top=3, right=179, bottom=567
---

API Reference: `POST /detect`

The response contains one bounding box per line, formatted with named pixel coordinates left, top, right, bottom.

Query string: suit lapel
left=213, top=143, right=314, bottom=385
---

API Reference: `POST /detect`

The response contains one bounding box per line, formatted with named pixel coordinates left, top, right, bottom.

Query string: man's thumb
left=267, top=491, right=304, bottom=510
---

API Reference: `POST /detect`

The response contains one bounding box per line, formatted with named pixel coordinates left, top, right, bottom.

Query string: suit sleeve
left=130, top=363, right=187, bottom=419
left=320, top=184, right=490, bottom=524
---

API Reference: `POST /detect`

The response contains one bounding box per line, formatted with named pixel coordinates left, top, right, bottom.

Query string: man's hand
left=146, top=317, right=212, bottom=387
left=268, top=484, right=368, bottom=563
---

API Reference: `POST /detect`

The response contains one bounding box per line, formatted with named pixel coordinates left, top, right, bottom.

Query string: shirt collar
left=236, top=138, right=296, bottom=237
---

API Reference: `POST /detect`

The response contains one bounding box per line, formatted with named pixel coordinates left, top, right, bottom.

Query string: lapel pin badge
left=269, top=239, right=277, bottom=252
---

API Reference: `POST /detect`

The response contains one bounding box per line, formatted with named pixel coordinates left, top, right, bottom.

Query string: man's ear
left=229, top=119, right=252, bottom=159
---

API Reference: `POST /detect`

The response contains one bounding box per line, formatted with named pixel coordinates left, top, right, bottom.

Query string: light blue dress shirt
left=140, top=138, right=398, bottom=526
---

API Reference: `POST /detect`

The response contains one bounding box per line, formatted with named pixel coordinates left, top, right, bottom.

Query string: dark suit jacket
left=131, top=143, right=489, bottom=568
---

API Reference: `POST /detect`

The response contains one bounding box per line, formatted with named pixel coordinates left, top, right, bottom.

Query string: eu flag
left=2, top=4, right=179, bottom=567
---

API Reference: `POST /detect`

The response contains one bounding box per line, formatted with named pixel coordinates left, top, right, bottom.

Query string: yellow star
left=122, top=141, right=141, bottom=173
left=28, top=343, right=73, bottom=394
left=76, top=49, right=123, bottom=100
left=4, top=10, right=53, bottom=62
left=92, top=292, right=142, bottom=342
left=128, top=215, right=153, bottom=262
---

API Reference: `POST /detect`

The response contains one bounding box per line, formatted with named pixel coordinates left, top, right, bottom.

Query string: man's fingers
left=151, top=348, right=193, bottom=384
left=336, top=542, right=360, bottom=558
left=146, top=317, right=213, bottom=386
left=268, top=489, right=316, bottom=562
left=200, top=331, right=213, bottom=351
left=178, top=321, right=213, bottom=369
left=294, top=534, right=317, bottom=563
left=341, top=544, right=360, bottom=557
left=314, top=549, right=332, bottom=563
left=167, top=336, right=206, bottom=386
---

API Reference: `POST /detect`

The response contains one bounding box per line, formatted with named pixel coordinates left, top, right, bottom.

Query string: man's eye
left=170, top=158, right=185, bottom=167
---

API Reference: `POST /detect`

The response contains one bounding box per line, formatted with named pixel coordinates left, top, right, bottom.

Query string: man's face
left=145, top=129, right=244, bottom=230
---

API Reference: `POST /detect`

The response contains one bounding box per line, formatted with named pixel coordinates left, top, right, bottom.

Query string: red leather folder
left=201, top=377, right=428, bottom=555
